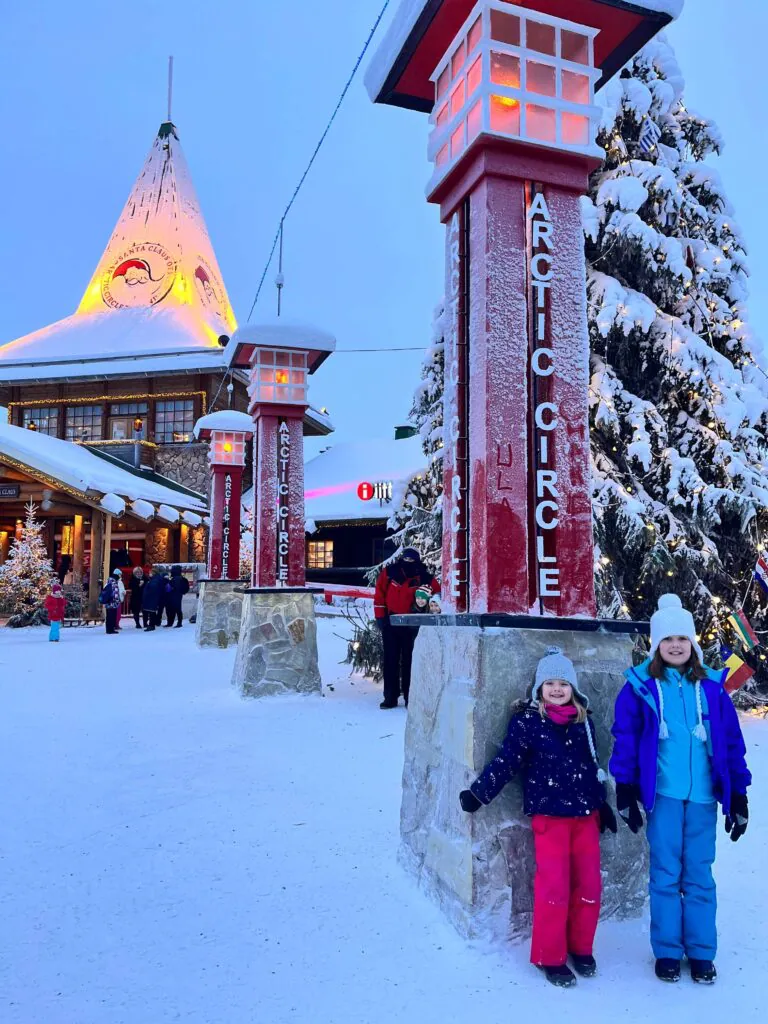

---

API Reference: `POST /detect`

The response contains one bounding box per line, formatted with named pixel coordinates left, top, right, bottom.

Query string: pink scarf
left=544, top=703, right=579, bottom=726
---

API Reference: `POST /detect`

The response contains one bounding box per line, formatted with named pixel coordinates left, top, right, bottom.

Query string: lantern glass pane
left=561, top=111, right=590, bottom=146
left=467, top=16, right=482, bottom=53
left=450, top=122, right=464, bottom=158
left=490, top=10, right=520, bottom=46
left=562, top=30, right=589, bottom=65
left=527, top=61, right=556, bottom=97
left=491, top=51, right=520, bottom=89
left=562, top=69, right=590, bottom=104
left=467, top=56, right=482, bottom=96
left=291, top=353, right=305, bottom=367
left=275, top=351, right=290, bottom=366
left=526, top=20, right=556, bottom=56
left=436, top=67, right=450, bottom=99
left=527, top=103, right=556, bottom=142
left=490, top=95, right=520, bottom=135
left=450, top=80, right=465, bottom=117
left=451, top=40, right=466, bottom=80
left=290, top=369, right=305, bottom=385
left=467, top=100, right=482, bottom=141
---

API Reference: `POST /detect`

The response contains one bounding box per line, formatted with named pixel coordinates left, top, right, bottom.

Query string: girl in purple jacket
left=610, top=594, right=751, bottom=986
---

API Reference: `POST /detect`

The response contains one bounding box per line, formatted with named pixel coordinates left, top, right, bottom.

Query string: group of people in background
left=45, top=564, right=190, bottom=639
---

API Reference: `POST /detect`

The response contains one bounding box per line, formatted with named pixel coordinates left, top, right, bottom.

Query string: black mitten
left=599, top=802, right=618, bottom=834
left=725, top=792, right=748, bottom=842
left=615, top=782, right=644, bottom=834
left=459, top=790, right=482, bottom=813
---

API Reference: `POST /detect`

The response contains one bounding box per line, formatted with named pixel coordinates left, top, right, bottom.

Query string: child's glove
left=725, top=792, right=748, bottom=842
left=615, top=782, right=644, bottom=834
left=459, top=790, right=482, bottom=813
left=598, top=802, right=618, bottom=834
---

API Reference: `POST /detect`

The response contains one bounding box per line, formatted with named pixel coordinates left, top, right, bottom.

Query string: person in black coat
left=141, top=568, right=166, bottom=631
left=129, top=566, right=147, bottom=629
left=164, top=565, right=190, bottom=628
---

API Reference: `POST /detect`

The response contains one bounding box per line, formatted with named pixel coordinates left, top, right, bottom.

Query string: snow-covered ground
left=1, top=621, right=766, bottom=1023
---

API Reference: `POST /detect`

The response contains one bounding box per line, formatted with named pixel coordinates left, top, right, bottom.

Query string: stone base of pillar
left=195, top=580, right=248, bottom=649
left=400, top=625, right=648, bottom=942
left=231, top=588, right=321, bottom=698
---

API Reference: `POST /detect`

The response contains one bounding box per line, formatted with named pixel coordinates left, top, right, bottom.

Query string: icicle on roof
left=75, top=120, right=236, bottom=343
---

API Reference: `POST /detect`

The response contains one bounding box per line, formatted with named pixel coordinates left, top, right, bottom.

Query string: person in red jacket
left=374, top=547, right=439, bottom=709
left=45, top=582, right=66, bottom=642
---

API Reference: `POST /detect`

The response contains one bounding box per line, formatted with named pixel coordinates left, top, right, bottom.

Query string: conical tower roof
left=76, top=120, right=236, bottom=337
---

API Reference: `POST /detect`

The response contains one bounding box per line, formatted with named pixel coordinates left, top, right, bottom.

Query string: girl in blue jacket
left=610, top=594, right=751, bottom=985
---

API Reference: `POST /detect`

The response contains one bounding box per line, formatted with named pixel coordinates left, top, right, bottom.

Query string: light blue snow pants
left=646, top=795, right=718, bottom=960
left=48, top=620, right=61, bottom=642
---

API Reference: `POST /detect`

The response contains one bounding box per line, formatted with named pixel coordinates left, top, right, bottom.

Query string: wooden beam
left=73, top=514, right=85, bottom=583
left=87, top=511, right=105, bottom=619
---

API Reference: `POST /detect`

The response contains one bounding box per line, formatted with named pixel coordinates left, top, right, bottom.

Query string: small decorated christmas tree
left=0, top=501, right=57, bottom=622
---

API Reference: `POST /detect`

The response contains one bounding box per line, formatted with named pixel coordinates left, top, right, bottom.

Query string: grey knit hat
left=531, top=646, right=589, bottom=707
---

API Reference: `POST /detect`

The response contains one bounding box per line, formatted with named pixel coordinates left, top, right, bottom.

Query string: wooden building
left=0, top=117, right=331, bottom=592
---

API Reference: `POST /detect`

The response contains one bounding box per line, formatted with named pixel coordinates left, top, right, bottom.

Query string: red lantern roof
left=367, top=0, right=680, bottom=112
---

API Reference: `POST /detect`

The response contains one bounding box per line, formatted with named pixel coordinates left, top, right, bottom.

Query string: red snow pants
left=530, top=812, right=601, bottom=966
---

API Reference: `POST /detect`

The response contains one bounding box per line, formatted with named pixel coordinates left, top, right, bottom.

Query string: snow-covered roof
left=0, top=422, right=207, bottom=517
left=241, top=435, right=427, bottom=525
left=366, top=0, right=683, bottom=109
left=194, top=410, right=255, bottom=439
left=0, top=120, right=236, bottom=377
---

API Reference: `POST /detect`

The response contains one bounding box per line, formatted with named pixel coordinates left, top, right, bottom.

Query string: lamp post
left=226, top=323, right=335, bottom=588
left=193, top=412, right=254, bottom=581
left=221, top=321, right=335, bottom=697
left=367, top=0, right=679, bottom=618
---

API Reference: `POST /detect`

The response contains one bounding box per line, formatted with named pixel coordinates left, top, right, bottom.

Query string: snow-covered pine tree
left=584, top=37, right=768, bottom=679
left=0, top=501, right=57, bottom=621
left=379, top=303, right=445, bottom=576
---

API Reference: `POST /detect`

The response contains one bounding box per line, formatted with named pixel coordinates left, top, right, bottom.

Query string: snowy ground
left=1, top=621, right=767, bottom=1024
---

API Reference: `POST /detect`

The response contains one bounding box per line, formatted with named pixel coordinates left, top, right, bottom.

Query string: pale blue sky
left=0, top=1, right=764, bottom=456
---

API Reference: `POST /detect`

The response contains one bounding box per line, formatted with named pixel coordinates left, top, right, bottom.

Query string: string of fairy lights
left=591, top=112, right=768, bottom=660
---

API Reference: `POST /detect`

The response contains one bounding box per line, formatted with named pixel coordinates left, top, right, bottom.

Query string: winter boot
left=655, top=959, right=681, bottom=982
left=379, top=700, right=398, bottom=709
left=538, top=965, right=577, bottom=988
left=570, top=954, right=597, bottom=978
left=689, top=960, right=717, bottom=984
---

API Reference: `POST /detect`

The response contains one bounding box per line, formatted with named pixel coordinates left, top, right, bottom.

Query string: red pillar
left=252, top=411, right=306, bottom=588
left=208, top=464, right=244, bottom=580
left=436, top=146, right=597, bottom=618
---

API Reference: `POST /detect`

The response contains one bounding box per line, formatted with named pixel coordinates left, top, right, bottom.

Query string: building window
left=66, top=404, right=103, bottom=441
left=109, top=402, right=149, bottom=441
left=22, top=407, right=59, bottom=436
left=111, top=402, right=149, bottom=416
left=155, top=399, right=195, bottom=443
left=307, top=540, right=334, bottom=569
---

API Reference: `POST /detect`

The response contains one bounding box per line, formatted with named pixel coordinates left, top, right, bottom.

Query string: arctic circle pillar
left=367, top=0, right=679, bottom=943
left=224, top=322, right=336, bottom=697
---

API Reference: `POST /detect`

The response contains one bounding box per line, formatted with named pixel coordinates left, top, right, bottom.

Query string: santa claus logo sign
left=193, top=258, right=227, bottom=325
left=101, top=243, right=177, bottom=309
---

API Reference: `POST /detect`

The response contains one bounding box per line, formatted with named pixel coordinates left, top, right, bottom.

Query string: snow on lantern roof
left=224, top=319, right=337, bottom=375
left=0, top=120, right=236, bottom=374
left=366, top=0, right=682, bottom=111
left=0, top=421, right=208, bottom=517
left=193, top=410, right=255, bottom=439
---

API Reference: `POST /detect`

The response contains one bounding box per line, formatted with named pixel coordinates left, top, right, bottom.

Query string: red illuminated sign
left=358, top=481, right=374, bottom=501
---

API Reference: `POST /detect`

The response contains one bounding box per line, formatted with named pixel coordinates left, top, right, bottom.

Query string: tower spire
left=167, top=56, right=174, bottom=123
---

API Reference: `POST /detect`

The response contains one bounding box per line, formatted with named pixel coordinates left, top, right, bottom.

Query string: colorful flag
left=720, top=646, right=755, bottom=694
left=639, top=118, right=661, bottom=156
left=754, top=556, right=768, bottom=596
left=728, top=609, right=759, bottom=651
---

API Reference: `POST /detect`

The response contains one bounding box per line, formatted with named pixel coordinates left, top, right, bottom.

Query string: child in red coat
left=45, top=582, right=65, bottom=642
